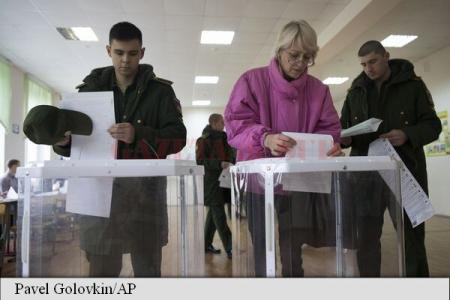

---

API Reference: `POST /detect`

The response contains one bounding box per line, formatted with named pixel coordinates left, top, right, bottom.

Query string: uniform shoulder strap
left=153, top=77, right=173, bottom=85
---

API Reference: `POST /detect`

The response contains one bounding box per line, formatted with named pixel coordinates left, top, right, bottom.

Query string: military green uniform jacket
left=54, top=64, right=186, bottom=159
left=196, top=125, right=235, bottom=206
left=53, top=64, right=186, bottom=255
left=341, top=59, right=442, bottom=193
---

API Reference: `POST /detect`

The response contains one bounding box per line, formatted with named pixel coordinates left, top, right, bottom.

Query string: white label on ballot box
left=368, top=138, right=434, bottom=227
left=281, top=132, right=333, bottom=194
left=60, top=92, right=115, bottom=218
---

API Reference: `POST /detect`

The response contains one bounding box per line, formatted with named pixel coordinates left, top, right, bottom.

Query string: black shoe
left=226, top=250, right=232, bottom=259
left=205, top=245, right=221, bottom=254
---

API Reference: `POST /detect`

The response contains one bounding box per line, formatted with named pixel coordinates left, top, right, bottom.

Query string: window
left=27, top=78, right=52, bottom=110
left=0, top=58, right=11, bottom=172
left=0, top=123, right=5, bottom=172
left=25, top=78, right=53, bottom=165
left=0, top=58, right=11, bottom=131
left=25, top=138, right=50, bottom=166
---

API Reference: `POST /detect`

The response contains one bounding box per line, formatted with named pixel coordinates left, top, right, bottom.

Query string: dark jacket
left=54, top=64, right=186, bottom=159
left=54, top=64, right=186, bottom=255
left=196, top=125, right=235, bottom=206
left=341, top=59, right=442, bottom=193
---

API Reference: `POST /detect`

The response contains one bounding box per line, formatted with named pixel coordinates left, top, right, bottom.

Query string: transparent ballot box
left=16, top=159, right=204, bottom=277
left=230, top=156, right=405, bottom=277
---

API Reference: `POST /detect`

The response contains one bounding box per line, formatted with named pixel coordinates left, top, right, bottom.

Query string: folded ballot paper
left=280, top=132, right=333, bottom=194
left=341, top=118, right=383, bottom=138
left=219, top=167, right=232, bottom=189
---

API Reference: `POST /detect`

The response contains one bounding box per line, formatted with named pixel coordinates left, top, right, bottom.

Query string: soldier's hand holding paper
left=108, top=122, right=135, bottom=144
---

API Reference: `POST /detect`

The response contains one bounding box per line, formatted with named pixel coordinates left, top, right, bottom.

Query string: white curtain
left=25, top=78, right=53, bottom=165
left=0, top=58, right=11, bottom=131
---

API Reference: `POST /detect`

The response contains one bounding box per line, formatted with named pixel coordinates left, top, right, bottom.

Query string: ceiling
left=1, top=0, right=450, bottom=108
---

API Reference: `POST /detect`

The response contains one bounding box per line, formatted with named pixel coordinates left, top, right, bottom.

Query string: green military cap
left=23, top=105, right=93, bottom=145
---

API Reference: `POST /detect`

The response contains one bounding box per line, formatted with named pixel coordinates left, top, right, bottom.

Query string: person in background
left=196, top=114, right=233, bottom=259
left=0, top=159, right=20, bottom=240
left=1, top=159, right=20, bottom=197
left=225, top=20, right=342, bottom=276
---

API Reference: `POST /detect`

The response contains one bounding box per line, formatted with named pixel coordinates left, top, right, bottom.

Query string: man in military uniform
left=53, top=22, right=186, bottom=277
left=196, top=114, right=233, bottom=259
left=340, top=40, right=441, bottom=276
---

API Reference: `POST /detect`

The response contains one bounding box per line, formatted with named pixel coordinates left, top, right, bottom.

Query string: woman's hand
left=327, top=143, right=345, bottom=157
left=340, top=136, right=352, bottom=147
left=264, top=133, right=296, bottom=156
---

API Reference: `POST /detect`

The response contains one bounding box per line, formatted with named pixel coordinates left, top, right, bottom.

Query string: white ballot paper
left=60, top=92, right=116, bottom=218
left=341, top=118, right=383, bottom=138
left=219, top=168, right=232, bottom=189
left=281, top=132, right=333, bottom=194
left=368, top=138, right=434, bottom=227
left=283, top=132, right=334, bottom=159
left=60, top=92, right=116, bottom=160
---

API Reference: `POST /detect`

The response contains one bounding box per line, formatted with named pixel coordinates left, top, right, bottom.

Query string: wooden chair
left=0, top=203, right=10, bottom=276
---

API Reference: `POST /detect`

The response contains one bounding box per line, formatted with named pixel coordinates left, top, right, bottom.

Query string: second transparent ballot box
left=230, top=156, right=405, bottom=277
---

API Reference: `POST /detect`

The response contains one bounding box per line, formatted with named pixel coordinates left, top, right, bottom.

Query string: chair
left=0, top=203, right=10, bottom=276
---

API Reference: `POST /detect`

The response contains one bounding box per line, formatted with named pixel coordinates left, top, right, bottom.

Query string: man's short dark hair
left=358, top=40, right=386, bottom=57
left=208, top=114, right=222, bottom=125
left=7, top=159, right=20, bottom=169
left=109, top=22, right=142, bottom=45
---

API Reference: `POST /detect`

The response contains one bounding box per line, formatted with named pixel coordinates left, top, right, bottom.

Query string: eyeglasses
left=284, top=50, right=314, bottom=67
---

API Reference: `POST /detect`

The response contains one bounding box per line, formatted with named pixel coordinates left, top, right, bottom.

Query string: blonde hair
left=274, top=20, right=319, bottom=64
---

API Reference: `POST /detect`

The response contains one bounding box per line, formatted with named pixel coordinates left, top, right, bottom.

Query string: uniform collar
left=110, top=70, right=139, bottom=91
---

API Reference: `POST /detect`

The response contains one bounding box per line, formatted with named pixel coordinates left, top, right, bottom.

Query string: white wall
left=415, top=45, right=450, bottom=216
left=173, top=106, right=225, bottom=160
left=4, top=64, right=26, bottom=167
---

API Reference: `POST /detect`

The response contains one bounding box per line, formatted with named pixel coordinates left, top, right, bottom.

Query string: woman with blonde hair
left=225, top=20, right=342, bottom=276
